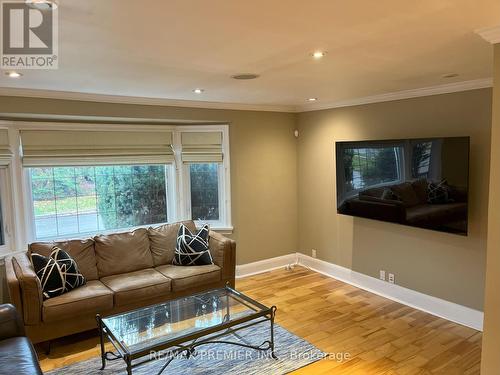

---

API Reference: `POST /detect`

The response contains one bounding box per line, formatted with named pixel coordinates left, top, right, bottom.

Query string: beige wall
left=0, top=89, right=493, bottom=311
left=297, top=89, right=492, bottom=310
left=481, top=43, right=500, bottom=374
left=0, top=96, right=299, bottom=266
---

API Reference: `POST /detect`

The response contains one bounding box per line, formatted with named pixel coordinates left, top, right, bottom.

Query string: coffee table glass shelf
left=96, top=286, right=277, bottom=375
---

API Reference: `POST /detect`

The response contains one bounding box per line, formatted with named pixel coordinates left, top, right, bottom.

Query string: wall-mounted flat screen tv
left=335, top=137, right=470, bottom=235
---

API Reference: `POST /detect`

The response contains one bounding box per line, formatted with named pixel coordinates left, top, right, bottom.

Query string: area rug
left=47, top=324, right=325, bottom=374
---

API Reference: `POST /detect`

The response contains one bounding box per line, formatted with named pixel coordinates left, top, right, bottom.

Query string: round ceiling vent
left=25, top=0, right=58, bottom=9
left=231, top=73, right=260, bottom=80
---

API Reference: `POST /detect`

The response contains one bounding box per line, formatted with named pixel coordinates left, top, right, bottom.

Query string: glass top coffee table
left=96, top=286, right=277, bottom=375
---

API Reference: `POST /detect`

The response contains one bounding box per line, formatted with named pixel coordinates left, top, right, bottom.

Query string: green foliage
left=360, top=148, right=398, bottom=183
left=342, top=149, right=354, bottom=191
left=343, top=147, right=399, bottom=190
left=190, top=163, right=219, bottom=220
left=94, top=165, right=168, bottom=229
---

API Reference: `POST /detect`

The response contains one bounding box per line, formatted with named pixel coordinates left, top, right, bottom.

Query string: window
left=8, top=123, right=231, bottom=246
left=29, top=164, right=171, bottom=240
left=411, top=141, right=433, bottom=179
left=189, top=163, right=220, bottom=221
left=341, top=145, right=403, bottom=197
left=179, top=128, right=230, bottom=228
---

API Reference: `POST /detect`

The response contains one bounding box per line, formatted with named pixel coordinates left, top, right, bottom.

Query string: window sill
left=0, top=249, right=26, bottom=262
left=212, top=226, right=233, bottom=235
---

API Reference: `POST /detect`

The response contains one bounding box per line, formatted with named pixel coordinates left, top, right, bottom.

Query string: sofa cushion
left=42, top=280, right=113, bottom=323
left=391, top=182, right=420, bottom=207
left=29, top=238, right=98, bottom=281
left=94, top=228, right=153, bottom=278
left=101, top=269, right=171, bottom=307
left=148, top=220, right=196, bottom=266
left=155, top=264, right=221, bottom=292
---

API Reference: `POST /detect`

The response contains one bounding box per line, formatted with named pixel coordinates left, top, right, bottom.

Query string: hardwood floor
left=36, top=266, right=482, bottom=374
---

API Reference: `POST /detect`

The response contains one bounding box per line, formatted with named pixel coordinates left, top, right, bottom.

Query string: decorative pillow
left=381, top=188, right=398, bottom=201
left=173, top=224, right=213, bottom=266
left=428, top=180, right=453, bottom=204
left=31, top=247, right=86, bottom=299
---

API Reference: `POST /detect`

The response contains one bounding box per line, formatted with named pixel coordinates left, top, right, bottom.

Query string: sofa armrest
left=448, top=186, right=468, bottom=202
left=5, top=256, right=22, bottom=315
left=208, top=231, right=236, bottom=286
left=0, top=304, right=25, bottom=339
left=8, top=253, right=43, bottom=326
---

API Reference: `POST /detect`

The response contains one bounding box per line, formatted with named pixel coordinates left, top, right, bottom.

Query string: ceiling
left=0, top=0, right=499, bottom=112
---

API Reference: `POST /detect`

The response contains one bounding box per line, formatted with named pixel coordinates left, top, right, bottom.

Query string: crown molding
left=476, top=25, right=500, bottom=44
left=0, top=87, right=296, bottom=113
left=0, top=78, right=493, bottom=115
left=298, top=78, right=493, bottom=112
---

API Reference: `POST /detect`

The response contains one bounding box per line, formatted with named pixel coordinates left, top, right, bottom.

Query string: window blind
left=181, top=131, right=223, bottom=162
left=20, top=130, right=174, bottom=167
left=0, top=129, right=12, bottom=166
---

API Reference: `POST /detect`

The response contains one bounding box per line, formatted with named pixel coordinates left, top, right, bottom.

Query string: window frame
left=0, top=167, right=14, bottom=256
left=176, top=125, right=232, bottom=232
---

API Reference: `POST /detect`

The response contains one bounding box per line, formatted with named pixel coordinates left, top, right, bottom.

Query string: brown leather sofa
left=338, top=179, right=468, bottom=233
left=0, top=304, right=42, bottom=375
left=5, top=220, right=236, bottom=344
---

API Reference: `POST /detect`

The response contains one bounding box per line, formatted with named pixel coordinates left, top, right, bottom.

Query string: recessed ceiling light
left=307, top=98, right=318, bottom=102
left=5, top=71, right=22, bottom=78
left=25, top=0, right=58, bottom=10
left=193, top=88, right=204, bottom=94
left=312, top=51, right=326, bottom=59
left=442, top=73, right=459, bottom=79
left=231, top=73, right=260, bottom=80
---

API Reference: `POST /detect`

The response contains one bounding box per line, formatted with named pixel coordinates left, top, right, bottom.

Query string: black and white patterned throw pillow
left=173, top=224, right=214, bottom=266
left=428, top=180, right=453, bottom=204
left=31, top=247, right=86, bottom=299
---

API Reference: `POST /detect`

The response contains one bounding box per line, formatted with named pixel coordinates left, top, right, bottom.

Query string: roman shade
left=0, top=129, right=13, bottom=166
left=181, top=131, right=223, bottom=162
left=20, top=130, right=174, bottom=167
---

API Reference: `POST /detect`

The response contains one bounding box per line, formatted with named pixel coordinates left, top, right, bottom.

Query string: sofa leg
left=43, top=340, right=51, bottom=355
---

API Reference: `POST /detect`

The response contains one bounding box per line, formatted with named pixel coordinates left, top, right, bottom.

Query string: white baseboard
left=236, top=253, right=298, bottom=278
left=236, top=252, right=483, bottom=331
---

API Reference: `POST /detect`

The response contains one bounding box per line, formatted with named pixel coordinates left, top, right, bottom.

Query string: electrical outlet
left=379, top=270, right=386, bottom=281
left=388, top=273, right=395, bottom=284
left=311, top=249, right=317, bottom=258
